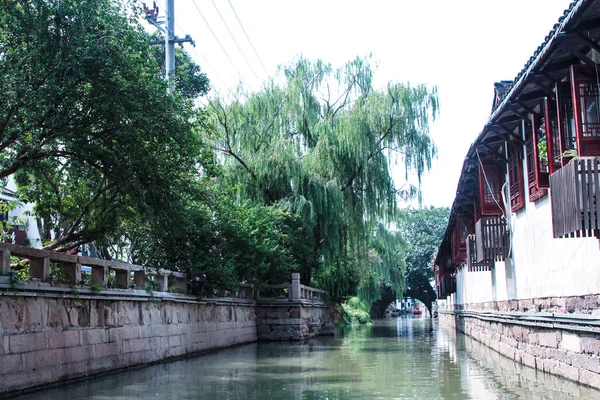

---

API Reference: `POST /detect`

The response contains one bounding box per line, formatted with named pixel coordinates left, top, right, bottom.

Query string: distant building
left=1, top=178, right=42, bottom=248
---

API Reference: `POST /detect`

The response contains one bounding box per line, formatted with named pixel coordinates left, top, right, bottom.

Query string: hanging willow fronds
left=206, top=56, right=438, bottom=302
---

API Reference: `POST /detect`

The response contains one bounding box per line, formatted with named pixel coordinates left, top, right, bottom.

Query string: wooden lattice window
left=544, top=97, right=561, bottom=175
left=507, top=145, right=525, bottom=212
left=451, top=215, right=474, bottom=263
left=531, top=113, right=550, bottom=188
left=478, top=157, right=505, bottom=215
left=571, top=65, right=600, bottom=157
left=556, top=80, right=577, bottom=165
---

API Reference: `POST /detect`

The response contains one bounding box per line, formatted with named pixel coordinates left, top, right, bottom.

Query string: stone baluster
left=290, top=273, right=300, bottom=300
left=176, top=276, right=188, bottom=294
left=1, top=246, right=10, bottom=274
left=62, top=262, right=82, bottom=284
left=91, top=265, right=108, bottom=286
left=157, top=273, right=169, bottom=292
left=114, top=267, right=131, bottom=289
left=30, top=257, right=50, bottom=281
left=134, top=271, right=146, bottom=289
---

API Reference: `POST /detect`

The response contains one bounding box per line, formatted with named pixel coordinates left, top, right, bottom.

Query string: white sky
left=168, top=0, right=574, bottom=207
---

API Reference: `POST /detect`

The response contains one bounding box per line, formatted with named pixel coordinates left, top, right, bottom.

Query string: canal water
left=14, top=317, right=600, bottom=400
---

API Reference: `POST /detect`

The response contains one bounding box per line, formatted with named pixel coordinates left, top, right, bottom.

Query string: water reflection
left=14, top=317, right=600, bottom=400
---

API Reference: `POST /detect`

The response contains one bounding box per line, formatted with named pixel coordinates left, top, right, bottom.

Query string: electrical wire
left=226, top=0, right=269, bottom=76
left=210, top=0, right=262, bottom=83
left=190, top=0, right=251, bottom=89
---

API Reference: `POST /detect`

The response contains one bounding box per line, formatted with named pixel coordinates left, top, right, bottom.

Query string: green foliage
left=398, top=206, right=449, bottom=298
left=340, top=297, right=372, bottom=325
left=89, top=282, right=103, bottom=294
left=207, top=56, right=438, bottom=300
left=2, top=0, right=202, bottom=251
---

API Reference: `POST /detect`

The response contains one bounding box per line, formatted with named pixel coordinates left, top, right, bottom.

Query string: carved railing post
left=134, top=271, right=146, bottom=289
left=63, top=262, right=82, bottom=284
left=30, top=257, right=50, bottom=281
left=290, top=273, right=300, bottom=300
left=1, top=245, right=10, bottom=274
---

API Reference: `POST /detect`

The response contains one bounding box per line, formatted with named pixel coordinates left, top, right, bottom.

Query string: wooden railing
left=0, top=243, right=187, bottom=293
left=550, top=158, right=600, bottom=238
left=475, top=216, right=510, bottom=262
left=466, top=235, right=493, bottom=272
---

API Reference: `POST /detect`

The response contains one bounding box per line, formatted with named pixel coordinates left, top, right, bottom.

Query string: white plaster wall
left=510, top=195, right=600, bottom=299
left=456, top=267, right=494, bottom=305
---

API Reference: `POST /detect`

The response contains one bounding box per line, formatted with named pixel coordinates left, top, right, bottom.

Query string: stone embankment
left=440, top=295, right=600, bottom=390
left=0, top=244, right=334, bottom=397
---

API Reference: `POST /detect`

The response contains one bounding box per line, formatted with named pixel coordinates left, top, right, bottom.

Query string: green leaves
left=208, top=56, right=439, bottom=302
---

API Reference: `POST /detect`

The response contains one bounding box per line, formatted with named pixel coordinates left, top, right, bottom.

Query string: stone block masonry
left=0, top=292, right=257, bottom=396
left=440, top=296, right=600, bottom=390
left=0, top=285, right=334, bottom=397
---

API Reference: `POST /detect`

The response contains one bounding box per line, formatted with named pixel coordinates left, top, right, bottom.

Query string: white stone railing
left=1, top=244, right=328, bottom=301
left=0, top=243, right=187, bottom=293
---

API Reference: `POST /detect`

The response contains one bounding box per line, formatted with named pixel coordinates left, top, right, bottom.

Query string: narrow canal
left=15, top=317, right=600, bottom=399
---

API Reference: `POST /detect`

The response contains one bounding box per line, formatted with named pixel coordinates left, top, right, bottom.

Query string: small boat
left=391, top=309, right=401, bottom=317
left=413, top=305, right=422, bottom=315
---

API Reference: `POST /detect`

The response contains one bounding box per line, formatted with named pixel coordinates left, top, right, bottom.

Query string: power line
left=226, top=0, right=269, bottom=76
left=190, top=0, right=251, bottom=89
left=210, top=0, right=262, bottom=83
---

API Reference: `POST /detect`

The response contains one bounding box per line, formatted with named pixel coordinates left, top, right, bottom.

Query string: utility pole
left=165, top=0, right=175, bottom=94
left=143, top=1, right=195, bottom=94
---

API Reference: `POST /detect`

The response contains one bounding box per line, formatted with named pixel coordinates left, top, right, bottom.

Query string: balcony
left=550, top=158, right=600, bottom=238
left=475, top=216, right=510, bottom=262
left=466, top=235, right=493, bottom=272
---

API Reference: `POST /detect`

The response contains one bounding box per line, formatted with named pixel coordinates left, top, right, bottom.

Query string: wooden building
left=435, top=0, right=600, bottom=307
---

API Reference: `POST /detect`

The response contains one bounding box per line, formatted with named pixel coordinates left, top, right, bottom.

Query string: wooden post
left=134, top=271, right=146, bottom=289
left=290, top=273, right=300, bottom=300
left=30, top=257, right=50, bottom=281
left=1, top=245, right=10, bottom=275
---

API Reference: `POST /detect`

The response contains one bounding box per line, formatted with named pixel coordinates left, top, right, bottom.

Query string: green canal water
left=14, top=317, right=600, bottom=399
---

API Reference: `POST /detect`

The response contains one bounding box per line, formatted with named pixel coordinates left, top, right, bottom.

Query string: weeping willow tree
left=207, top=56, right=438, bottom=304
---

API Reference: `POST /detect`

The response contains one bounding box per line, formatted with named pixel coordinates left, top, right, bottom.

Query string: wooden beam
left=569, top=48, right=597, bottom=69
left=515, top=101, right=541, bottom=116
left=569, top=16, right=600, bottom=34
left=494, top=123, right=526, bottom=146
left=478, top=143, right=508, bottom=164
left=576, top=32, right=600, bottom=54
left=517, top=90, right=548, bottom=103
left=530, top=79, right=555, bottom=99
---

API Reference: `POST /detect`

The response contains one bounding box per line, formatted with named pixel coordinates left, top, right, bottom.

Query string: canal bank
left=440, top=304, right=600, bottom=390
left=0, top=272, right=333, bottom=397
left=11, top=317, right=600, bottom=400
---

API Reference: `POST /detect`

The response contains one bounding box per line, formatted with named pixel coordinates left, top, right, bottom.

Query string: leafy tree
left=1, top=0, right=204, bottom=250
left=207, top=57, right=438, bottom=302
left=397, top=206, right=450, bottom=315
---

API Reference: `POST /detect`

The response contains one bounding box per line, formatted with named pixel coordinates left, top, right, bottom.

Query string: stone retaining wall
left=0, top=286, right=334, bottom=397
left=0, top=291, right=257, bottom=396
left=256, top=302, right=334, bottom=341
left=440, top=307, right=600, bottom=389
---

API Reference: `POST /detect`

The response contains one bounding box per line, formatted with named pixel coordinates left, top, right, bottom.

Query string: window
left=507, top=145, right=525, bottom=212
left=570, top=65, right=600, bottom=156
left=451, top=215, right=474, bottom=263
left=478, top=157, right=505, bottom=215
left=530, top=113, right=550, bottom=188
left=556, top=80, right=577, bottom=166
left=544, top=97, right=561, bottom=175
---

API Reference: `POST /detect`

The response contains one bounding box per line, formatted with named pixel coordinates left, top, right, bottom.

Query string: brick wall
left=441, top=308, right=600, bottom=389
left=0, top=293, right=257, bottom=395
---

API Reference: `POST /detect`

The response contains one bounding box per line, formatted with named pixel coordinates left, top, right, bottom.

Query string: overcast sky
left=167, top=0, right=574, bottom=207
